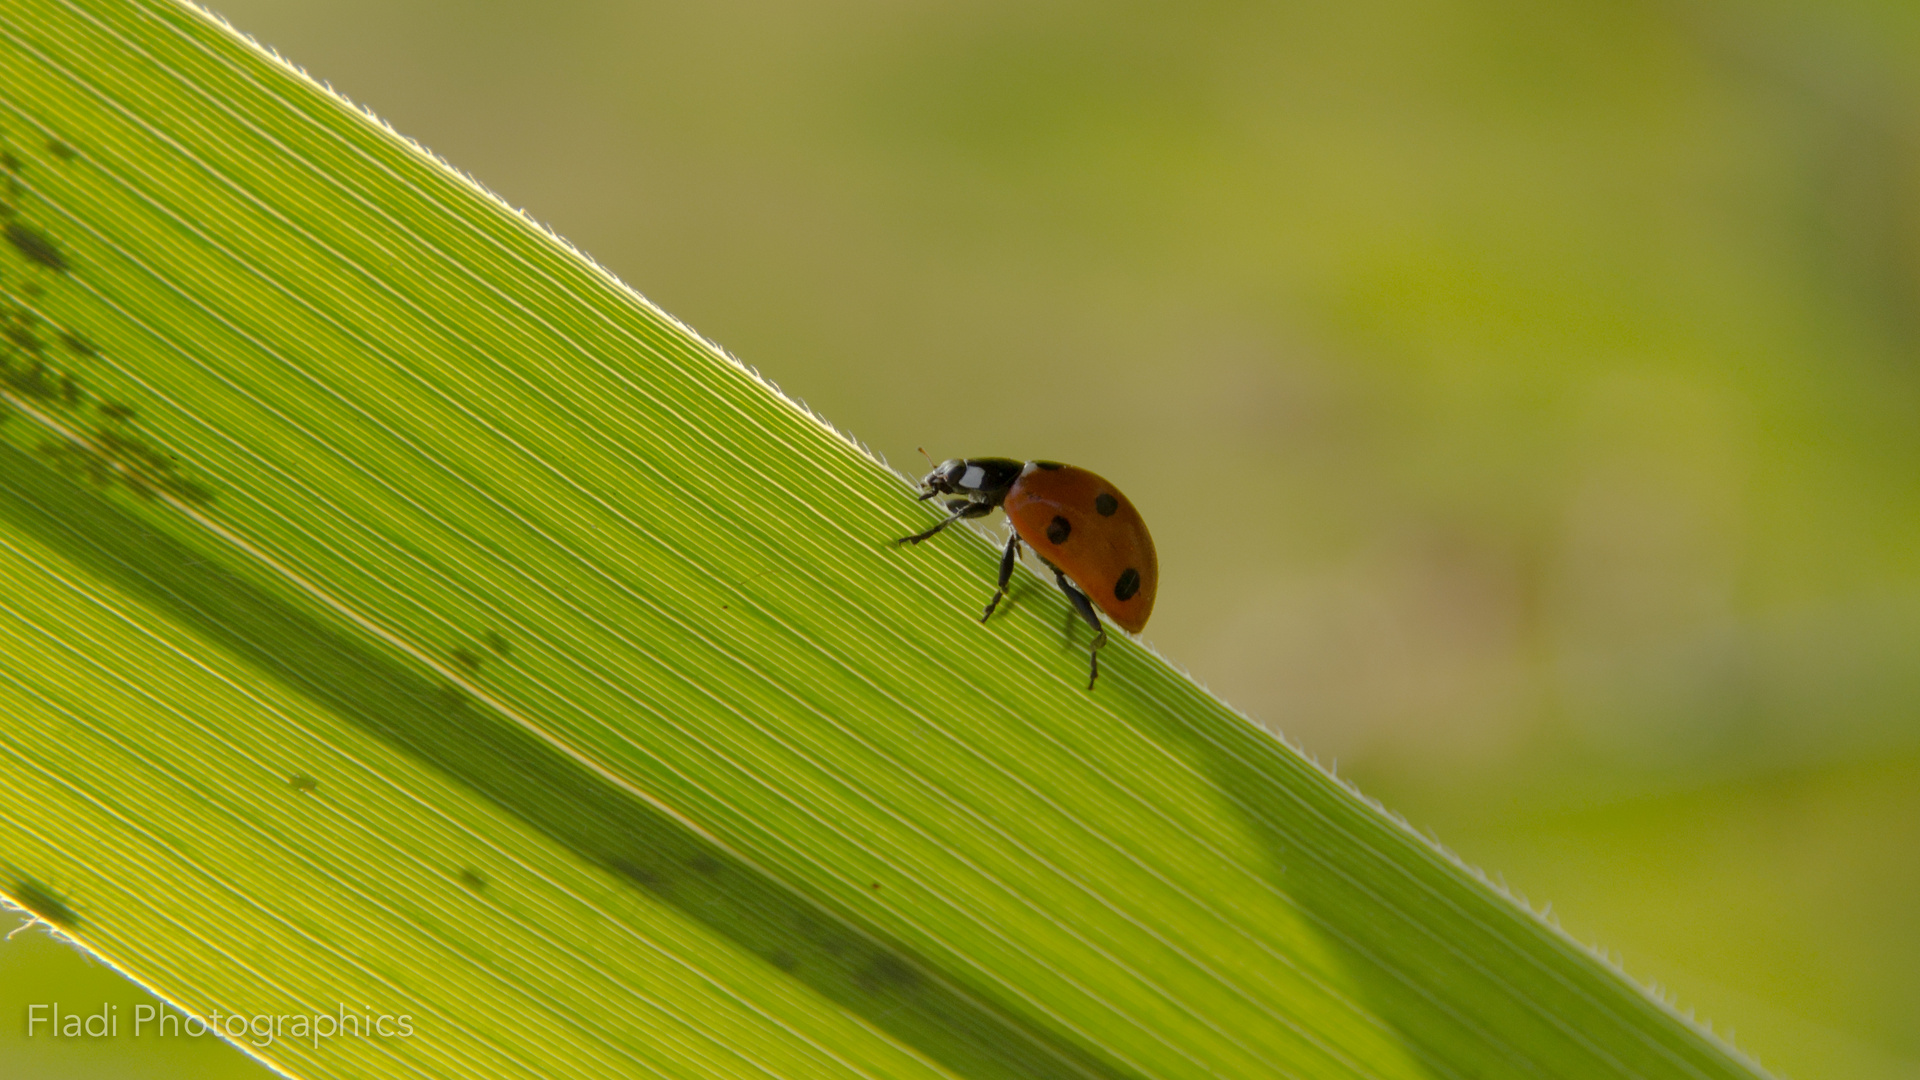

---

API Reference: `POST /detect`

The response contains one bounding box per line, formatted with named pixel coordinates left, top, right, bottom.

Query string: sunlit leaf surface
left=0, top=2, right=1772, bottom=1077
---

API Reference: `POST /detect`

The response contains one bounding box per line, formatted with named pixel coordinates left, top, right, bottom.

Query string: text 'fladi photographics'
left=26, top=1001, right=416, bottom=1050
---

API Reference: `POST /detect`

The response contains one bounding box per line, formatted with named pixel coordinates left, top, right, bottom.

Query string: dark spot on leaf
left=857, top=954, right=919, bottom=992
left=3, top=324, right=40, bottom=354
left=451, top=648, right=482, bottom=672
left=97, top=429, right=175, bottom=476
left=60, top=332, right=96, bottom=358
left=11, top=879, right=78, bottom=929
left=59, top=375, right=79, bottom=406
left=1095, top=493, right=1118, bottom=516
left=613, top=858, right=666, bottom=890
left=688, top=854, right=722, bottom=876
left=0, top=152, right=19, bottom=173
left=46, top=140, right=76, bottom=162
left=483, top=631, right=510, bottom=655
left=95, top=427, right=138, bottom=454
left=457, top=868, right=488, bottom=890
left=37, top=440, right=113, bottom=487
left=768, top=950, right=798, bottom=971
left=1114, top=567, right=1141, bottom=602
left=288, top=774, right=318, bottom=793
left=161, top=477, right=214, bottom=505
left=6, top=222, right=67, bottom=273
left=1046, top=515, right=1070, bottom=544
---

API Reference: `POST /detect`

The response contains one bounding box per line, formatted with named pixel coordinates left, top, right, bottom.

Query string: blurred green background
left=9, top=0, right=1919, bottom=1076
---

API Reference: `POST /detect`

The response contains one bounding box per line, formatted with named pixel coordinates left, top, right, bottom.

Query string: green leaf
left=0, top=1, right=1771, bottom=1077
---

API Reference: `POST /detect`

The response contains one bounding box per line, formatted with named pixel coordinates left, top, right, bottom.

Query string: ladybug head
left=915, top=457, right=1024, bottom=502
left=913, top=459, right=966, bottom=500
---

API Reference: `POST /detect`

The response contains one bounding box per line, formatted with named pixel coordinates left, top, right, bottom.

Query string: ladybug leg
left=1051, top=567, right=1108, bottom=690
left=895, top=500, right=992, bottom=545
left=980, top=533, right=1022, bottom=621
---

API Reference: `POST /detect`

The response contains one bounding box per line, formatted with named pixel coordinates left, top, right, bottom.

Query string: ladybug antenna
left=913, top=446, right=945, bottom=499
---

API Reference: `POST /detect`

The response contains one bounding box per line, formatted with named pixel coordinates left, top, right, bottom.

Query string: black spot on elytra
left=1095, top=493, right=1118, bottom=516
left=1114, top=567, right=1141, bottom=601
left=10, top=879, right=78, bottom=929
left=1046, top=515, right=1071, bottom=544
left=5, top=222, right=67, bottom=273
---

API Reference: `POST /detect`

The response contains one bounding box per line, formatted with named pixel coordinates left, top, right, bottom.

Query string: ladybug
left=897, top=457, right=1157, bottom=689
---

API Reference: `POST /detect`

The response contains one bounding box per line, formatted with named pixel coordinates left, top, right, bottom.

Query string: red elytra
left=896, top=457, right=1157, bottom=689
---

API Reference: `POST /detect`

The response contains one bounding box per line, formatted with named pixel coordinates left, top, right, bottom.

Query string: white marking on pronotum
left=960, top=465, right=986, bottom=489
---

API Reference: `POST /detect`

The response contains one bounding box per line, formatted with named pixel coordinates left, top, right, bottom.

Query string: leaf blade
left=0, top=2, right=1771, bottom=1078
